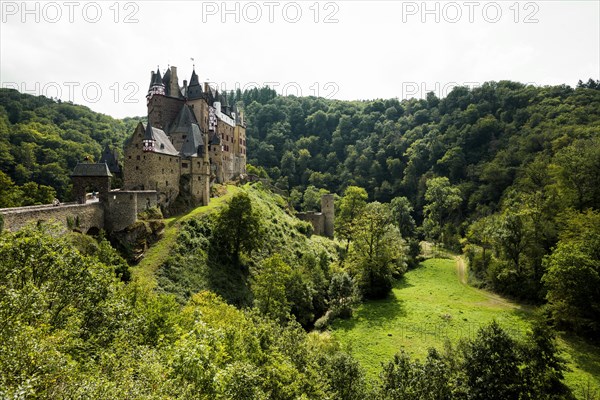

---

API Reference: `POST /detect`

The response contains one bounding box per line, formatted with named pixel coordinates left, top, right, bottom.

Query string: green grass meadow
left=331, top=258, right=600, bottom=397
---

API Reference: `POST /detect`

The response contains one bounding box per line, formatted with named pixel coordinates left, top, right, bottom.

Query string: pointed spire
left=189, top=68, right=200, bottom=87
left=187, top=67, right=203, bottom=99
left=151, top=67, right=164, bottom=87
left=144, top=120, right=156, bottom=141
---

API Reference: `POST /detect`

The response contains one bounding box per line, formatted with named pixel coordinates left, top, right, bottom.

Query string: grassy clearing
left=132, top=185, right=239, bottom=288
left=330, top=257, right=600, bottom=396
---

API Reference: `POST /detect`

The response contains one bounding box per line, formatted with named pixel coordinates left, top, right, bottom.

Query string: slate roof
left=168, top=105, right=205, bottom=157
left=151, top=68, right=164, bottom=87
left=187, top=69, right=203, bottom=100
left=169, top=104, right=198, bottom=129
left=100, top=145, right=121, bottom=173
left=181, top=124, right=204, bottom=157
left=141, top=122, right=179, bottom=156
left=71, top=162, right=113, bottom=177
left=209, top=131, right=221, bottom=145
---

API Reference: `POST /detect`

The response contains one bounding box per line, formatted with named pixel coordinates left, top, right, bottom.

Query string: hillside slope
left=134, top=183, right=338, bottom=308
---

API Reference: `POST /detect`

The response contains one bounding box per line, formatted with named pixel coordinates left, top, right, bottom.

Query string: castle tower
left=321, top=194, right=334, bottom=238
left=147, top=67, right=165, bottom=99
left=71, top=162, right=112, bottom=204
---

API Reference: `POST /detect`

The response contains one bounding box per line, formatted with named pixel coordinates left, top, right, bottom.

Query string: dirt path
left=454, top=256, right=528, bottom=310
left=456, top=255, right=468, bottom=285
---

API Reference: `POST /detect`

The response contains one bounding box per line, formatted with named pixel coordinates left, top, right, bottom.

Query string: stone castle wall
left=0, top=202, right=105, bottom=233
left=123, top=124, right=182, bottom=206
left=296, top=194, right=335, bottom=238
left=296, top=211, right=326, bottom=236
left=1, top=189, right=159, bottom=234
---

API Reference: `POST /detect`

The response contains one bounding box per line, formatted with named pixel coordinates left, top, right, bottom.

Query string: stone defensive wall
left=0, top=190, right=159, bottom=234
left=0, top=202, right=104, bottom=233
left=296, top=211, right=326, bottom=236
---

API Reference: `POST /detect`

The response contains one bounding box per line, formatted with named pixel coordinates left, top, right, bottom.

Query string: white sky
left=1, top=0, right=599, bottom=118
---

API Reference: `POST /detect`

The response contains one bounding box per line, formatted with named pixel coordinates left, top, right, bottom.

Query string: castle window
left=182, top=135, right=187, bottom=139
left=198, top=177, right=201, bottom=181
left=143, top=155, right=146, bottom=160
left=162, top=169, right=164, bottom=173
left=136, top=155, right=140, bottom=160
left=166, top=181, right=169, bottom=186
left=128, top=155, right=131, bottom=159
left=182, top=163, right=188, bottom=168
left=159, top=156, right=162, bottom=160
left=136, top=166, right=139, bottom=170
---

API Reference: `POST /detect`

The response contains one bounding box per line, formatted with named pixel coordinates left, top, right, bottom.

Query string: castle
left=123, top=66, right=247, bottom=207
left=0, top=65, right=247, bottom=234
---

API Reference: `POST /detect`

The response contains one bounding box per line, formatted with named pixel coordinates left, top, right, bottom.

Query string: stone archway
left=71, top=163, right=112, bottom=204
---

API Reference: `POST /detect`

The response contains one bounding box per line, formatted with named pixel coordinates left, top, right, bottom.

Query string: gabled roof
left=169, top=104, right=198, bottom=131
left=140, top=122, right=179, bottom=156
left=71, top=162, right=113, bottom=177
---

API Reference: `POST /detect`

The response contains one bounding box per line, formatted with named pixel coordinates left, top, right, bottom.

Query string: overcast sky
left=1, top=0, right=598, bottom=118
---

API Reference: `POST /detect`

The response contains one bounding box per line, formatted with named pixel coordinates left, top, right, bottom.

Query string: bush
left=138, top=206, right=163, bottom=220
left=295, top=220, right=314, bottom=237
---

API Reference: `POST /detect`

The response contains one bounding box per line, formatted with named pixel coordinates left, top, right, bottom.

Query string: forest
left=1, top=79, right=599, bottom=398
left=232, top=80, right=600, bottom=334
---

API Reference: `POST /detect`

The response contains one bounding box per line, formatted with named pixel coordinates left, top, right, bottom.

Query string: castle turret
left=142, top=120, right=157, bottom=152
left=147, top=67, right=165, bottom=100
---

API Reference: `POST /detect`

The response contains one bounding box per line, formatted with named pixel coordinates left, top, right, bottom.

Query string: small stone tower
left=71, top=162, right=112, bottom=204
left=321, top=194, right=334, bottom=238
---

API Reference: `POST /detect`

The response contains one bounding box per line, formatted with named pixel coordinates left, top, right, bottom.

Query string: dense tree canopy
left=0, top=89, right=139, bottom=201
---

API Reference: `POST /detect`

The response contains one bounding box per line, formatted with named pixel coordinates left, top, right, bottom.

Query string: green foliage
left=336, top=185, right=368, bottom=254
left=213, top=191, right=264, bottom=267
left=376, top=321, right=574, bottom=400
left=390, top=196, right=416, bottom=239
left=377, top=349, right=452, bottom=400
left=0, top=222, right=375, bottom=399
left=156, top=185, right=338, bottom=326
left=543, top=210, right=600, bottom=336
left=301, top=185, right=329, bottom=211
left=251, top=254, right=292, bottom=322
left=423, top=176, right=462, bottom=247
left=347, top=202, right=407, bottom=299
left=0, top=89, right=137, bottom=200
